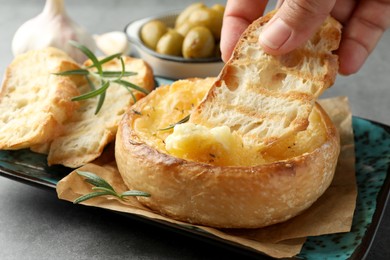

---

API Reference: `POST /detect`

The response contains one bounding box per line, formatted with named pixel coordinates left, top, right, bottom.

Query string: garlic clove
left=12, top=0, right=96, bottom=63
left=93, top=31, right=130, bottom=56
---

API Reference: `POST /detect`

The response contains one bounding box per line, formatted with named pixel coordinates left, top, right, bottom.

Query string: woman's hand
left=220, top=0, right=390, bottom=75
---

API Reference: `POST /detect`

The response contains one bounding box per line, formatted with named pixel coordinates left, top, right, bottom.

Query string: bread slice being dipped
left=115, top=11, right=342, bottom=228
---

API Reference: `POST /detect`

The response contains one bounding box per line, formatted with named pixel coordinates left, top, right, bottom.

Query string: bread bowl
left=116, top=11, right=341, bottom=228
left=115, top=78, right=340, bottom=228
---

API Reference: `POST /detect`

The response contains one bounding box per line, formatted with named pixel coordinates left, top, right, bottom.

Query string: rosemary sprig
left=54, top=41, right=150, bottom=114
left=86, top=52, right=122, bottom=69
left=159, top=115, right=190, bottom=131
left=74, top=170, right=150, bottom=204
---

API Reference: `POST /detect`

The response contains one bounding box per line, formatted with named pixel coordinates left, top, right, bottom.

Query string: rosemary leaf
left=132, top=109, right=142, bottom=115
left=54, top=69, right=89, bottom=76
left=101, top=71, right=137, bottom=78
left=69, top=40, right=102, bottom=75
left=76, top=170, right=115, bottom=191
left=95, top=87, right=107, bottom=114
left=176, top=115, right=191, bottom=124
left=114, top=79, right=150, bottom=95
left=73, top=191, right=112, bottom=204
left=71, top=80, right=110, bottom=101
left=119, top=56, right=126, bottom=80
left=129, top=89, right=137, bottom=104
left=57, top=42, right=144, bottom=114
left=92, top=186, right=120, bottom=197
left=159, top=115, right=190, bottom=131
left=87, top=52, right=122, bottom=68
left=74, top=171, right=150, bottom=204
left=85, top=75, right=96, bottom=90
left=121, top=190, right=151, bottom=198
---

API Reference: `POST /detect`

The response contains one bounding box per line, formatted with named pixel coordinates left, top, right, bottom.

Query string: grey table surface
left=0, top=0, right=389, bottom=259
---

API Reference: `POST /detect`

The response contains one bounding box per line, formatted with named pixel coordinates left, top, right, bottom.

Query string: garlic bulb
left=12, top=0, right=96, bottom=63
left=94, top=31, right=130, bottom=56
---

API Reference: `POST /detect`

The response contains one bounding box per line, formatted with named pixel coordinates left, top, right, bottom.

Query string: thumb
left=260, top=0, right=336, bottom=54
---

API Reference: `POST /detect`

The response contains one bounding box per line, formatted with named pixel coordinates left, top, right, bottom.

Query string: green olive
left=175, top=2, right=206, bottom=29
left=182, top=26, right=215, bottom=59
left=176, top=22, right=194, bottom=37
left=209, top=6, right=225, bottom=40
left=211, top=4, right=225, bottom=13
left=140, top=20, right=168, bottom=50
left=187, top=7, right=214, bottom=29
left=156, top=30, right=184, bottom=56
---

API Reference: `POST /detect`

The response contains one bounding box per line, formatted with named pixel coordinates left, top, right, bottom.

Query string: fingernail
left=260, top=18, right=292, bottom=50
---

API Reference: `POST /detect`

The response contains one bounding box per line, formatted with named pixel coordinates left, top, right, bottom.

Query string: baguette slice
left=0, top=47, right=81, bottom=150
left=190, top=11, right=341, bottom=148
left=47, top=56, right=154, bottom=168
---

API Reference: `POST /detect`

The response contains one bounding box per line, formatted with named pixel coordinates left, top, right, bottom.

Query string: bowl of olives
left=125, top=3, right=225, bottom=79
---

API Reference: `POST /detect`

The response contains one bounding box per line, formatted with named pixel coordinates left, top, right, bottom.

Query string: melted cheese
left=132, top=78, right=326, bottom=167
left=165, top=123, right=248, bottom=166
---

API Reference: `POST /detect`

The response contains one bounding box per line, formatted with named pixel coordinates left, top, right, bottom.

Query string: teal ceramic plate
left=0, top=78, right=389, bottom=259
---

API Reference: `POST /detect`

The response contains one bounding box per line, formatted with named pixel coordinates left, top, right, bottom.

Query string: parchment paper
left=56, top=96, right=356, bottom=259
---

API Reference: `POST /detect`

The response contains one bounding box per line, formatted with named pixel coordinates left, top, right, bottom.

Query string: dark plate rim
left=350, top=117, right=390, bottom=260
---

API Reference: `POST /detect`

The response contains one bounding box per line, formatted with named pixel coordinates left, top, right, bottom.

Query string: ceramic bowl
left=124, top=12, right=224, bottom=79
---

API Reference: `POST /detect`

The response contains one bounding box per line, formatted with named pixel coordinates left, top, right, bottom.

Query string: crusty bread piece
left=0, top=47, right=81, bottom=150
left=47, top=57, right=154, bottom=168
left=115, top=12, right=343, bottom=228
left=115, top=78, right=340, bottom=228
left=190, top=11, right=342, bottom=147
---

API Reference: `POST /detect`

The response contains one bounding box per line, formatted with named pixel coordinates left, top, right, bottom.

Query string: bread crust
left=47, top=56, right=154, bottom=168
left=115, top=11, right=342, bottom=228
left=115, top=84, right=340, bottom=228
left=190, top=11, right=341, bottom=147
left=0, top=48, right=80, bottom=150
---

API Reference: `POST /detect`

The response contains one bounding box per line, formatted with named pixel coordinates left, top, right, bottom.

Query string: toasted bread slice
left=0, top=47, right=81, bottom=150
left=47, top=57, right=154, bottom=168
left=190, top=11, right=341, bottom=148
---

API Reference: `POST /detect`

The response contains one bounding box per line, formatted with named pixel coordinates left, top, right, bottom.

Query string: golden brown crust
left=115, top=11, right=342, bottom=228
left=47, top=56, right=155, bottom=168
left=0, top=48, right=80, bottom=150
left=115, top=80, right=340, bottom=228
left=190, top=11, right=342, bottom=148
